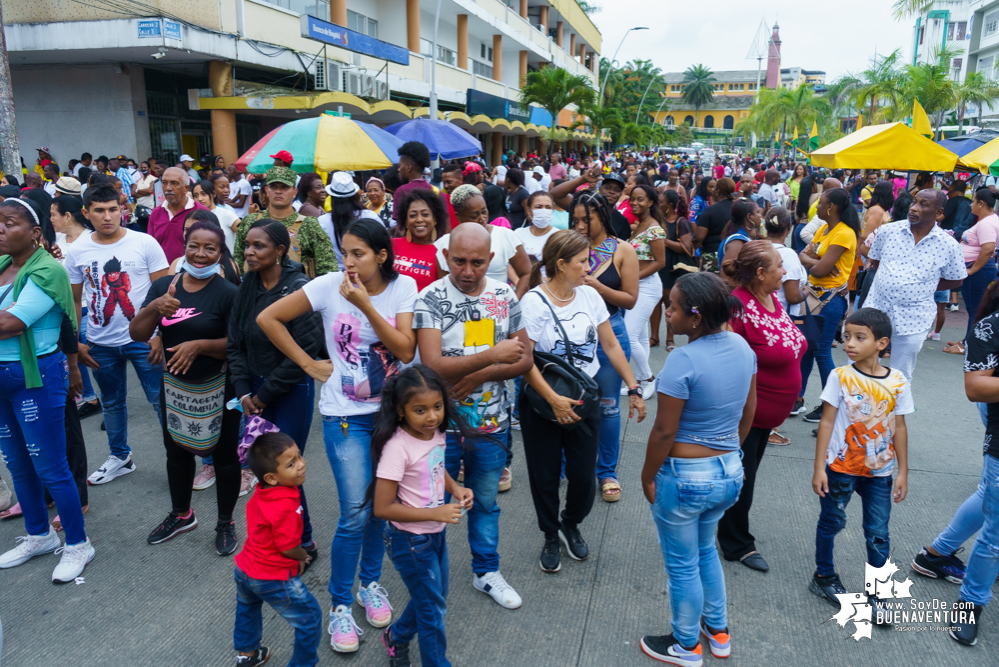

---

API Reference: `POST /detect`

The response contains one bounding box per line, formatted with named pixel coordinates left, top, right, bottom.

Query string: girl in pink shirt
left=371, top=365, right=475, bottom=667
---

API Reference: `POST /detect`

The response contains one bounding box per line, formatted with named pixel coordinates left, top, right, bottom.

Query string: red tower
left=765, top=22, right=781, bottom=89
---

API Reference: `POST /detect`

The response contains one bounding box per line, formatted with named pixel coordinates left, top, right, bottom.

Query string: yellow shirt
left=809, top=222, right=857, bottom=290
left=808, top=199, right=818, bottom=221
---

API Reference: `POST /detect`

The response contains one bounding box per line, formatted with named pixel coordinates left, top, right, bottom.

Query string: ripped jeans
left=814, top=467, right=892, bottom=577
left=594, top=310, right=630, bottom=482
left=959, top=455, right=999, bottom=606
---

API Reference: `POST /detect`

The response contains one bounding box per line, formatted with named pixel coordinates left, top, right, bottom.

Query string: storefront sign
left=300, top=15, right=409, bottom=66
left=467, top=90, right=553, bottom=126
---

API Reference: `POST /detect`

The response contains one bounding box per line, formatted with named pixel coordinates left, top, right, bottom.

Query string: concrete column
left=539, top=5, right=549, bottom=31
left=556, top=21, right=563, bottom=47
left=331, top=0, right=347, bottom=25
left=492, top=132, right=503, bottom=166
left=570, top=33, right=575, bottom=58
left=492, top=35, right=503, bottom=81
left=407, top=0, right=420, bottom=53
left=519, top=51, right=528, bottom=86
left=208, top=60, right=238, bottom=166
left=519, top=135, right=528, bottom=156
left=520, top=0, right=528, bottom=19
left=578, top=43, right=586, bottom=63
left=457, top=15, right=468, bottom=70
left=589, top=49, right=596, bottom=73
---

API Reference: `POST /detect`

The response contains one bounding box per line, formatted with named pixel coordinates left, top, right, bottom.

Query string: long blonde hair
left=529, top=229, right=590, bottom=288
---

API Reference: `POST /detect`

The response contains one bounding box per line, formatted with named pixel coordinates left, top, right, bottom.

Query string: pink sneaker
left=328, top=604, right=363, bottom=652
left=356, top=582, right=393, bottom=627
left=193, top=464, right=216, bottom=490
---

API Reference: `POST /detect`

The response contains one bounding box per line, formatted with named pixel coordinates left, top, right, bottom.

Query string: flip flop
left=52, top=504, right=89, bottom=532
left=0, top=502, right=22, bottom=519
left=666, top=342, right=676, bottom=352
left=649, top=338, right=660, bottom=348
left=768, top=430, right=791, bottom=446
left=944, top=343, right=965, bottom=355
left=601, top=479, right=622, bottom=503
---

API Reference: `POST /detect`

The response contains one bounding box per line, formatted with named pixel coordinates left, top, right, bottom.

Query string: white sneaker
left=642, top=379, right=657, bottom=401
left=473, top=571, right=522, bottom=609
left=87, top=454, right=135, bottom=485
left=52, top=538, right=95, bottom=584
left=0, top=477, right=11, bottom=511
left=328, top=604, right=363, bottom=652
left=0, top=527, right=61, bottom=569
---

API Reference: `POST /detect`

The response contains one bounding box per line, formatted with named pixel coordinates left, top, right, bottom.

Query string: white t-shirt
left=230, top=178, right=253, bottom=217
left=212, top=204, right=241, bottom=254
left=525, top=178, right=542, bottom=195
left=775, top=244, right=806, bottom=316
left=435, top=225, right=522, bottom=285
left=302, top=272, right=418, bottom=416
left=319, top=208, right=381, bottom=267
left=134, top=174, right=158, bottom=209
left=64, top=229, right=169, bottom=347
left=514, top=225, right=557, bottom=266
left=521, top=285, right=609, bottom=378
left=43, top=182, right=57, bottom=197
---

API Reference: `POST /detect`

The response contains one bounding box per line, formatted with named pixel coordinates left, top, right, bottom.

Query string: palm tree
left=680, top=64, right=715, bottom=128
left=891, top=0, right=932, bottom=18
left=519, top=67, right=596, bottom=156
left=837, top=49, right=906, bottom=125
left=578, top=103, right=621, bottom=146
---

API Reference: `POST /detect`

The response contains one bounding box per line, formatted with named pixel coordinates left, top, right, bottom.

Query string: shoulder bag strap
left=534, top=290, right=576, bottom=366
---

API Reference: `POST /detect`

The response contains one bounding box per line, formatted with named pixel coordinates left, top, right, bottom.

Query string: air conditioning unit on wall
left=344, top=71, right=389, bottom=100
left=314, top=59, right=343, bottom=92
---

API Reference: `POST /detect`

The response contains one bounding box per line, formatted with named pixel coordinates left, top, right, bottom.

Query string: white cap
left=532, top=165, right=545, bottom=175
left=180, top=154, right=194, bottom=162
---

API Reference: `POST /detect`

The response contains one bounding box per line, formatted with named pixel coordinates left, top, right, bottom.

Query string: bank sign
left=300, top=15, right=409, bottom=66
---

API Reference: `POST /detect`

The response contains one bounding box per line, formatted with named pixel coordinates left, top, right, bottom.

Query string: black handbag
left=792, top=290, right=832, bottom=351
left=524, top=292, right=600, bottom=435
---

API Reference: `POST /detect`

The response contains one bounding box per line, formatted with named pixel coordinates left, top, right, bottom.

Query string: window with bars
left=948, top=22, right=955, bottom=40
left=958, top=21, right=967, bottom=39
left=980, top=56, right=994, bottom=79
left=472, top=60, right=493, bottom=78
left=480, top=44, right=493, bottom=61
left=985, top=11, right=999, bottom=39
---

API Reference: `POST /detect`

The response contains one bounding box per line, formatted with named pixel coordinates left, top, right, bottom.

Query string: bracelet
left=627, top=385, right=642, bottom=397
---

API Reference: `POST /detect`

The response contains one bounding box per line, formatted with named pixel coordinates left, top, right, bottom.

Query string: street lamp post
left=428, top=0, right=443, bottom=166
left=635, top=75, right=662, bottom=124
left=598, top=26, right=648, bottom=105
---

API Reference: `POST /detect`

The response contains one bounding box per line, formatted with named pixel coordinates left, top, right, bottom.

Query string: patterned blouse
left=630, top=224, right=667, bottom=261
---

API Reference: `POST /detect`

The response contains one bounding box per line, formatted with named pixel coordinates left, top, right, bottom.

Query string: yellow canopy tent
left=957, top=137, right=999, bottom=175
left=810, top=122, right=958, bottom=171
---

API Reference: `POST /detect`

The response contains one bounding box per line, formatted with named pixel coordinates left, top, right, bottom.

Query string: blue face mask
left=179, top=258, right=219, bottom=279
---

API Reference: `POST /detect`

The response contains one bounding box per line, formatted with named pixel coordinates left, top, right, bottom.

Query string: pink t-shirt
left=961, top=213, right=999, bottom=263
left=375, top=428, right=447, bottom=534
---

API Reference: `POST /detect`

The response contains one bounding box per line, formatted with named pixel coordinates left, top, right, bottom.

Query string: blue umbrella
left=938, top=129, right=999, bottom=158
left=385, top=118, right=482, bottom=160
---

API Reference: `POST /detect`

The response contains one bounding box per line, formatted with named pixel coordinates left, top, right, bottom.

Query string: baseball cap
left=269, top=150, right=294, bottom=164
left=265, top=166, right=298, bottom=187
left=36, top=147, right=50, bottom=153
left=180, top=154, right=195, bottom=162
left=602, top=172, right=626, bottom=187
left=326, top=171, right=360, bottom=198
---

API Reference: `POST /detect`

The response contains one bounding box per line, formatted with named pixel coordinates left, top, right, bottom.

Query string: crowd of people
left=0, top=141, right=996, bottom=667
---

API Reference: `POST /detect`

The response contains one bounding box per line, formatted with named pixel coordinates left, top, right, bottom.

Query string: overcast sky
left=588, top=1, right=916, bottom=82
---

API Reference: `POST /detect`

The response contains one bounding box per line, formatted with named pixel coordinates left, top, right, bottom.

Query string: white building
left=2, top=0, right=601, bottom=169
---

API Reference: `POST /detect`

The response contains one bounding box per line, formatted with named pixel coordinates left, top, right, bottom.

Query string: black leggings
left=520, top=393, right=600, bottom=537
left=45, top=395, right=88, bottom=507
left=717, top=426, right=769, bottom=561
left=161, top=381, right=241, bottom=523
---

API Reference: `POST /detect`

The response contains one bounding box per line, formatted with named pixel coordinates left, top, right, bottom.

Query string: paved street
left=1, top=308, right=997, bottom=667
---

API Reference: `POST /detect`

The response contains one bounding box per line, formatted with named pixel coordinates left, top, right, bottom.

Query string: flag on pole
left=856, top=113, right=864, bottom=130
left=912, top=99, right=933, bottom=138
left=809, top=121, right=819, bottom=151
left=791, top=126, right=799, bottom=152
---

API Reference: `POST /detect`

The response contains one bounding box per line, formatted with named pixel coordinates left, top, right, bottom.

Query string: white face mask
left=531, top=208, right=553, bottom=229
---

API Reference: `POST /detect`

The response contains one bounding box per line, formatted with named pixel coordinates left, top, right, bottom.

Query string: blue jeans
left=815, top=467, right=892, bottom=577
left=88, top=341, right=163, bottom=459
left=78, top=308, right=96, bottom=403
left=322, top=413, right=384, bottom=607
left=595, top=310, right=630, bottom=481
left=444, top=431, right=506, bottom=574
left=253, top=375, right=315, bottom=546
left=959, top=455, right=999, bottom=606
left=799, top=294, right=847, bottom=397
left=793, top=222, right=807, bottom=253
left=383, top=524, right=451, bottom=667
left=963, top=260, right=997, bottom=340
left=233, top=567, right=322, bottom=667
left=650, top=451, right=743, bottom=647
left=0, top=354, right=86, bottom=546
left=932, top=481, right=986, bottom=556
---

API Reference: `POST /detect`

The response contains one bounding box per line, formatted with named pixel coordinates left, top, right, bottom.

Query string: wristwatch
left=627, top=385, right=642, bottom=397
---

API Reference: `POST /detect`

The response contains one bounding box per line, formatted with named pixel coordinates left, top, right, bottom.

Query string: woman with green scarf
left=0, top=197, right=94, bottom=584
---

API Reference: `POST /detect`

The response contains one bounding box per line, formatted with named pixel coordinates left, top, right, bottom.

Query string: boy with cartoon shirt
left=808, top=308, right=914, bottom=622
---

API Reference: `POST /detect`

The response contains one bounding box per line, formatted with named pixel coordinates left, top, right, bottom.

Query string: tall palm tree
left=520, top=67, right=596, bottom=156
left=680, top=64, right=715, bottom=128
left=955, top=72, right=999, bottom=131
left=578, top=103, right=621, bottom=146
left=837, top=49, right=906, bottom=125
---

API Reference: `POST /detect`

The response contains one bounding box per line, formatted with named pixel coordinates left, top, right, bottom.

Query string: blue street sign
left=300, top=15, right=409, bottom=66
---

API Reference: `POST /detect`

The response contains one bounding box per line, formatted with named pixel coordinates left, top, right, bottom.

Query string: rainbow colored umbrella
left=235, top=112, right=403, bottom=173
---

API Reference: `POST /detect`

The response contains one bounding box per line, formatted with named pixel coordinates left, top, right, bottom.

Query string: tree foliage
left=680, top=64, right=715, bottom=128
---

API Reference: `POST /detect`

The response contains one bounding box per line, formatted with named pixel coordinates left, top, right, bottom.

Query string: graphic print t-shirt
left=303, top=272, right=418, bottom=416
left=376, top=428, right=447, bottom=534
left=820, top=364, right=914, bottom=477
left=413, top=277, right=523, bottom=433
left=64, top=229, right=170, bottom=347
left=521, top=285, right=608, bottom=379
left=964, top=312, right=999, bottom=461
left=142, top=274, right=237, bottom=382
left=392, top=237, right=439, bottom=292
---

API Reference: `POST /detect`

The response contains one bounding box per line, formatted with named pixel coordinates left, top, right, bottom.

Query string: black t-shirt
left=964, top=310, right=999, bottom=461
left=941, top=195, right=971, bottom=231
left=698, top=199, right=734, bottom=253
left=143, top=273, right=238, bottom=382
left=506, top=187, right=530, bottom=229
left=609, top=210, right=633, bottom=240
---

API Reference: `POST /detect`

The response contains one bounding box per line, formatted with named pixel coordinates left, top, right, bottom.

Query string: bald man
left=864, top=188, right=966, bottom=381
left=147, top=166, right=206, bottom=262
left=413, top=222, right=533, bottom=610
